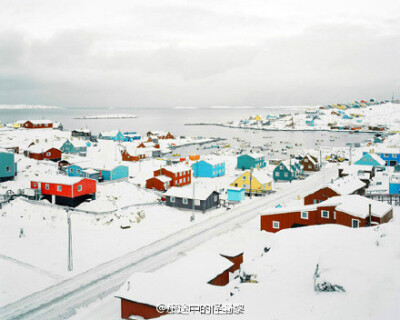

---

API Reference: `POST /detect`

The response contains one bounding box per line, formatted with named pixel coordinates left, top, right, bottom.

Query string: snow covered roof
left=339, top=164, right=373, bottom=173
left=252, top=170, right=272, bottom=184
left=28, top=143, right=59, bottom=153
left=369, top=153, right=386, bottom=166
left=73, top=128, right=91, bottom=133
left=227, top=186, right=245, bottom=191
left=321, top=195, right=392, bottom=218
left=163, top=164, right=191, bottom=173
left=304, top=154, right=317, bottom=165
left=115, top=251, right=233, bottom=305
left=69, top=139, right=87, bottom=147
left=27, top=119, right=53, bottom=124
left=245, top=153, right=265, bottom=159
left=328, top=176, right=366, bottom=195
left=164, top=186, right=218, bottom=200
left=153, top=175, right=172, bottom=183
left=31, top=175, right=85, bottom=185
left=99, top=130, right=121, bottom=137
left=202, top=159, right=224, bottom=166
left=0, top=148, right=12, bottom=154
left=261, top=204, right=318, bottom=216
left=82, top=169, right=98, bottom=174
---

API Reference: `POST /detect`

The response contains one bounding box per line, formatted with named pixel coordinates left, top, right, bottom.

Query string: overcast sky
left=0, top=0, right=399, bottom=108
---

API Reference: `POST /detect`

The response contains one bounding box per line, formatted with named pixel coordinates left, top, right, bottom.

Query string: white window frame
left=170, top=196, right=175, bottom=203
left=242, top=176, right=246, bottom=180
left=70, top=168, right=74, bottom=173
left=45, top=184, right=49, bottom=190
left=57, top=185, right=62, bottom=192
left=33, top=183, right=37, bottom=187
left=214, top=195, right=218, bottom=202
left=78, top=185, right=82, bottom=192
left=272, top=221, right=280, bottom=229
left=321, top=210, right=329, bottom=218
left=301, top=211, right=309, bottom=219
left=182, top=197, right=188, bottom=204
left=334, top=211, right=337, bottom=220
left=276, top=172, right=280, bottom=177
left=194, top=199, right=200, bottom=206
left=6, top=166, right=11, bottom=172
left=46, top=152, right=51, bottom=156
left=352, top=219, right=360, bottom=228
left=284, top=172, right=288, bottom=177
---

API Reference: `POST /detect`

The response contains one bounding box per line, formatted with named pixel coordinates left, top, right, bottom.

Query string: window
left=179, top=179, right=182, bottom=184
left=57, top=185, right=62, bottom=192
left=33, top=183, right=37, bottom=187
left=170, top=196, right=175, bottom=203
left=242, top=176, right=246, bottom=180
left=301, top=211, right=308, bottom=219
left=78, top=185, right=82, bottom=192
left=182, top=198, right=188, bottom=204
left=304, top=158, right=308, bottom=162
left=77, top=169, right=81, bottom=174
left=45, top=184, right=49, bottom=190
left=46, top=152, right=51, bottom=156
left=280, top=165, right=284, bottom=169
left=393, top=154, right=397, bottom=158
left=284, top=172, right=288, bottom=177
left=194, top=199, right=200, bottom=206
left=384, top=154, right=389, bottom=157
left=276, top=172, right=280, bottom=177
left=6, top=166, right=11, bottom=172
left=334, top=211, right=337, bottom=220
left=352, top=219, right=359, bottom=228
left=214, top=195, right=218, bottom=202
left=273, top=221, right=280, bottom=229
left=308, top=165, right=312, bottom=169
left=70, top=168, right=74, bottom=173
left=321, top=210, right=329, bottom=218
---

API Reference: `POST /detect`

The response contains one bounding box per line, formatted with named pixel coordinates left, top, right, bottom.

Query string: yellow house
left=13, top=120, right=26, bottom=128
left=254, top=115, right=262, bottom=121
left=230, top=169, right=272, bottom=194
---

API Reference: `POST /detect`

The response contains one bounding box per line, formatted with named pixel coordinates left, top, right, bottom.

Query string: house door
left=390, top=160, right=396, bottom=166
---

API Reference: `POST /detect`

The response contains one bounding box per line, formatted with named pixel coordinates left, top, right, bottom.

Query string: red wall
left=31, top=178, right=96, bottom=198
left=154, top=168, right=191, bottom=187
left=209, top=270, right=230, bottom=286
left=29, top=148, right=61, bottom=161
left=121, top=299, right=167, bottom=319
left=122, top=150, right=145, bottom=162
left=146, top=177, right=169, bottom=191
left=304, top=187, right=339, bottom=205
left=23, top=121, right=53, bottom=129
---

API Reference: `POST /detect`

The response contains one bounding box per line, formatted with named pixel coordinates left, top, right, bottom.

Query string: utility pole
left=67, top=209, right=73, bottom=272
left=368, top=204, right=372, bottom=226
left=191, top=182, right=196, bottom=222
left=320, top=149, right=322, bottom=169
left=349, top=145, right=352, bottom=165
left=249, top=168, right=253, bottom=199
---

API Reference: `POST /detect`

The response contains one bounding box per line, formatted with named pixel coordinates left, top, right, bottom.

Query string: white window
left=352, top=219, right=359, bottom=228
left=304, top=158, right=308, bottom=162
left=384, top=154, right=389, bottom=157
left=284, top=172, right=288, bottom=177
left=179, top=179, right=182, bottom=184
left=322, top=210, right=329, bottom=218
left=57, top=185, right=62, bottom=192
left=242, top=176, right=246, bottom=180
left=77, top=169, right=81, bottom=174
left=46, top=152, right=51, bottom=156
left=45, top=184, right=49, bottom=190
left=301, top=211, right=309, bottom=219
left=70, top=168, right=74, bottom=173
left=308, top=165, right=312, bottom=169
left=78, top=185, right=82, bottom=192
left=194, top=199, right=200, bottom=206
left=334, top=211, right=337, bottom=220
left=33, top=183, right=37, bottom=187
left=393, top=154, right=396, bottom=157
left=170, top=196, right=175, bottom=203
left=273, top=221, right=280, bottom=229
left=280, top=165, right=284, bottom=169
left=214, top=195, right=218, bottom=202
left=182, top=198, right=188, bottom=204
left=6, top=166, right=11, bottom=172
left=276, top=172, right=280, bottom=177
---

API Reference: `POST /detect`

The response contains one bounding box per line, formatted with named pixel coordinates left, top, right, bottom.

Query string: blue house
left=237, top=154, right=266, bottom=170
left=123, top=132, right=141, bottom=142
left=305, top=119, right=315, bottom=127
left=98, top=130, right=124, bottom=141
left=60, top=139, right=87, bottom=156
left=192, top=160, right=225, bottom=178
left=342, top=114, right=352, bottom=119
left=355, top=153, right=385, bottom=167
left=0, top=149, right=17, bottom=181
left=273, top=160, right=302, bottom=181
left=227, top=187, right=245, bottom=202
left=389, top=176, right=400, bottom=194
left=94, top=164, right=129, bottom=181
left=364, top=150, right=400, bottom=167
left=67, top=164, right=101, bottom=180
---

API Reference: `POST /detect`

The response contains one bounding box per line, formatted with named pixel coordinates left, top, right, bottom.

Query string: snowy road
left=0, top=166, right=336, bottom=320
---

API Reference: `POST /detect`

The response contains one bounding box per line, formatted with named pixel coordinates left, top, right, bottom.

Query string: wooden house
left=354, top=153, right=385, bottom=167
left=121, top=146, right=146, bottom=162
left=273, top=160, right=302, bottom=181
left=301, top=154, right=319, bottom=172
left=0, top=148, right=17, bottom=182
left=304, top=176, right=366, bottom=205
left=26, top=145, right=62, bottom=162
left=21, top=120, right=53, bottom=129
left=192, top=160, right=225, bottom=178
left=30, top=176, right=96, bottom=207
left=365, top=149, right=400, bottom=167
left=260, top=195, right=393, bottom=233
left=98, top=130, right=124, bottom=141
left=67, top=164, right=102, bottom=180
left=71, top=129, right=91, bottom=139
left=237, top=153, right=266, bottom=170
left=227, top=187, right=245, bottom=202
left=92, top=164, right=129, bottom=181
left=153, top=165, right=191, bottom=187
left=230, top=169, right=272, bottom=195
left=122, top=132, right=141, bottom=142
left=146, top=175, right=172, bottom=191
left=164, top=187, right=219, bottom=212
left=60, top=139, right=87, bottom=156
left=146, top=131, right=174, bottom=140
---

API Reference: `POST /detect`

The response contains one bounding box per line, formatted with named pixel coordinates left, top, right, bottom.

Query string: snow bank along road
left=0, top=167, right=337, bottom=320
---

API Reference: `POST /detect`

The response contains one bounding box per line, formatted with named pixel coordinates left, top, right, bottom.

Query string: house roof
left=200, top=159, right=224, bottom=166
left=339, top=164, right=373, bottom=173
left=164, top=186, right=218, bottom=200
left=163, top=164, right=191, bottom=173
left=251, top=170, right=272, bottom=184
left=28, top=120, right=53, bottom=125
left=328, top=176, right=366, bottom=195
left=227, top=187, right=245, bottom=192
left=32, top=175, right=85, bottom=185
left=99, top=130, right=121, bottom=137
left=115, top=251, right=233, bottom=305
left=28, top=143, right=59, bottom=153
left=321, top=195, right=392, bottom=218
left=152, top=175, right=172, bottom=183
left=242, top=153, right=265, bottom=160
left=261, top=204, right=319, bottom=216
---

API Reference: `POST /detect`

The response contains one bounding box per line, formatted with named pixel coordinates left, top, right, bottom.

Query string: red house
left=145, top=175, right=172, bottom=191
left=260, top=195, right=393, bottom=233
left=121, top=148, right=146, bottom=162
left=26, top=145, right=62, bottom=162
left=304, top=176, right=366, bottom=205
left=116, top=251, right=242, bottom=319
left=22, top=120, right=53, bottom=129
left=153, top=165, right=191, bottom=188
left=30, top=176, right=96, bottom=207
left=147, top=131, right=174, bottom=140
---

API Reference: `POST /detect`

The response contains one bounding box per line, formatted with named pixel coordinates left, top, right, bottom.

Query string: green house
left=273, top=160, right=302, bottom=181
left=0, top=149, right=17, bottom=182
left=237, top=153, right=266, bottom=170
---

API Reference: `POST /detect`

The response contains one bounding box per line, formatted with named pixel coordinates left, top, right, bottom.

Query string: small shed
left=227, top=187, right=245, bottom=202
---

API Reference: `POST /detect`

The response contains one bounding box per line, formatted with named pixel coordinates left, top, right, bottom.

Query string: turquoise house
left=95, top=164, right=129, bottom=181
left=227, top=187, right=245, bottom=202
left=355, top=153, right=385, bottom=167
left=67, top=164, right=100, bottom=180
left=192, top=160, right=225, bottom=178
left=60, top=139, right=87, bottom=155
left=98, top=130, right=124, bottom=141
left=237, top=154, right=266, bottom=170
left=0, top=149, right=17, bottom=181
left=273, top=160, right=302, bottom=181
left=123, top=132, right=141, bottom=142
left=306, top=119, right=315, bottom=127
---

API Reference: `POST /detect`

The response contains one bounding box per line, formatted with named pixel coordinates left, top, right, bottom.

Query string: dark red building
left=146, top=175, right=172, bottom=191
left=153, top=166, right=191, bottom=187
left=26, top=146, right=62, bottom=162
left=22, top=120, right=53, bottom=129
left=260, top=195, right=393, bottom=233
left=31, top=176, right=96, bottom=207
